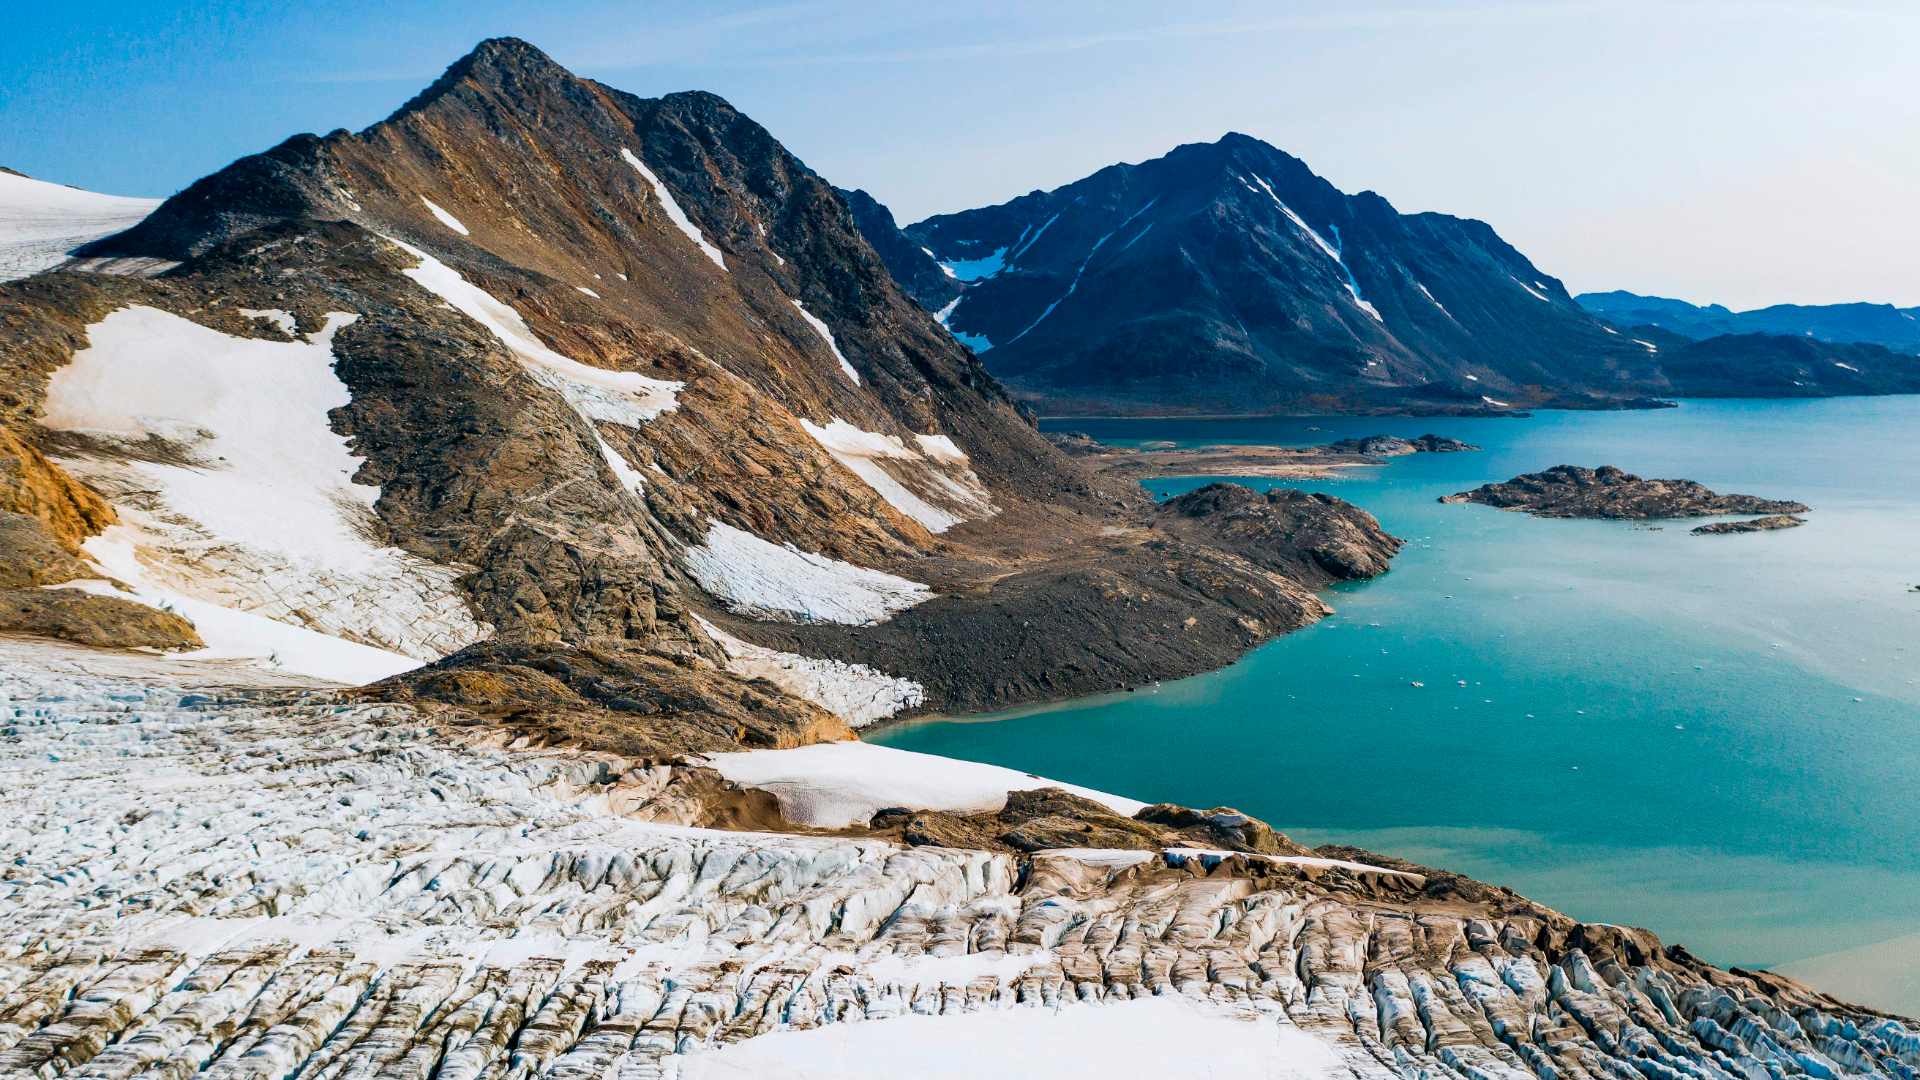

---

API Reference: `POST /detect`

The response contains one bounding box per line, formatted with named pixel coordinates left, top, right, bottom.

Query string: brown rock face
left=0, top=589, right=202, bottom=650
left=1443, top=464, right=1809, bottom=520
left=1155, top=482, right=1403, bottom=580
left=0, top=511, right=91, bottom=588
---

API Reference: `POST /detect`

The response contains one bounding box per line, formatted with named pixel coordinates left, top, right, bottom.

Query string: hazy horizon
left=5, top=1, right=1915, bottom=309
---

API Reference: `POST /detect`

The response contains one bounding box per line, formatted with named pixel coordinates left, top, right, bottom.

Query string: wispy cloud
left=579, top=0, right=1908, bottom=71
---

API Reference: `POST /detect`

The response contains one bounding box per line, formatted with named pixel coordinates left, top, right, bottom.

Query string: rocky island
left=1692, top=514, right=1807, bottom=535
left=1442, top=464, right=1809, bottom=519
left=1050, top=430, right=1478, bottom=480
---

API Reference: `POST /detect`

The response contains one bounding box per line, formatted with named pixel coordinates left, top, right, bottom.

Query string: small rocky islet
left=1442, top=464, right=1809, bottom=521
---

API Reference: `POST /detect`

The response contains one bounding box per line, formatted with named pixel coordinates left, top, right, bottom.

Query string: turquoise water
left=868, top=398, right=1920, bottom=975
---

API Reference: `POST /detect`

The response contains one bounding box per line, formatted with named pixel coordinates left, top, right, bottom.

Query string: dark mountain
left=4, top=38, right=1401, bottom=721
left=1578, top=291, right=1920, bottom=353
left=904, top=133, right=1662, bottom=416
left=838, top=187, right=962, bottom=312
left=1659, top=333, right=1920, bottom=397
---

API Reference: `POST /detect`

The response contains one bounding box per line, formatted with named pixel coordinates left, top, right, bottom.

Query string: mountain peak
left=385, top=37, right=572, bottom=122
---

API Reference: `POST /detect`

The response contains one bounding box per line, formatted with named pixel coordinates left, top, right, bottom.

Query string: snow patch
left=696, top=615, right=924, bottom=726
left=1251, top=177, right=1381, bottom=322
left=595, top=434, right=647, bottom=494
left=238, top=308, right=296, bottom=333
left=677, top=994, right=1343, bottom=1080
left=1513, top=277, right=1552, bottom=302
left=390, top=237, right=681, bottom=427
left=54, top=575, right=421, bottom=685
left=799, top=418, right=992, bottom=533
left=933, top=296, right=961, bottom=325
left=681, top=520, right=930, bottom=625
left=1003, top=225, right=1120, bottom=345
left=577, top=286, right=600, bottom=298
left=792, top=300, right=860, bottom=384
left=1482, top=396, right=1512, bottom=407
left=950, top=328, right=992, bottom=354
left=1008, top=211, right=1062, bottom=262
left=1413, top=281, right=1453, bottom=319
left=939, top=247, right=1007, bottom=282
left=913, top=433, right=969, bottom=465
left=41, top=305, right=487, bottom=667
left=420, top=197, right=469, bottom=236
left=0, top=171, right=161, bottom=282
left=701, top=741, right=1148, bottom=828
left=1835, top=362, right=1860, bottom=372
left=1632, top=339, right=1658, bottom=351
left=621, top=148, right=726, bottom=271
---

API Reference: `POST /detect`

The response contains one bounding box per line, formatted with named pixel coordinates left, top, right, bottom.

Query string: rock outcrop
left=1325, top=433, right=1478, bottom=455
left=0, top=587, right=202, bottom=649
left=1443, top=465, right=1810, bottom=520
left=1052, top=431, right=1480, bottom=480
left=1692, top=514, right=1806, bottom=535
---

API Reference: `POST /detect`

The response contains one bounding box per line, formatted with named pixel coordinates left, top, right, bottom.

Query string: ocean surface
left=867, top=398, right=1920, bottom=1007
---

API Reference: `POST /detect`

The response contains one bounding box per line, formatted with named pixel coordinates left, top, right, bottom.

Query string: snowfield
left=0, top=170, right=161, bottom=282
left=697, top=615, right=925, bottom=727
left=40, top=304, right=488, bottom=675
left=700, top=741, right=1149, bottom=829
left=681, top=520, right=930, bottom=625
left=799, top=418, right=995, bottom=534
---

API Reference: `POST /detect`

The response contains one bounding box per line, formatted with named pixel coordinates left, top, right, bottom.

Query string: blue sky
left=4, top=1, right=1916, bottom=308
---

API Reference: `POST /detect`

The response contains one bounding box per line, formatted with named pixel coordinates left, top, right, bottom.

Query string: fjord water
left=868, top=398, right=1920, bottom=997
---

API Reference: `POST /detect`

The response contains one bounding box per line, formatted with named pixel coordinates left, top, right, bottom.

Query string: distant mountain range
left=846, top=135, right=1920, bottom=415
left=1575, top=291, right=1920, bottom=354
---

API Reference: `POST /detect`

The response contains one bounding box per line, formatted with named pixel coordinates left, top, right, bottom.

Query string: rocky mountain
left=839, top=186, right=962, bottom=312
left=1658, top=332, right=1920, bottom=397
left=1577, top=290, right=1920, bottom=354
left=1, top=37, right=1401, bottom=725
left=900, top=133, right=1665, bottom=416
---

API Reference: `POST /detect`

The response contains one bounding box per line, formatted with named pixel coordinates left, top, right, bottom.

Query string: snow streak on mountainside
left=892, top=137, right=1658, bottom=414
left=0, top=169, right=161, bottom=282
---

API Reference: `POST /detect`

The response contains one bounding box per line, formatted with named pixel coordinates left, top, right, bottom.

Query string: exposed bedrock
left=1692, top=514, right=1806, bottom=535
left=1444, top=465, right=1809, bottom=520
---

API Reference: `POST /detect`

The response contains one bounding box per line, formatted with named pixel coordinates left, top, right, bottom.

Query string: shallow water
left=868, top=398, right=1920, bottom=985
